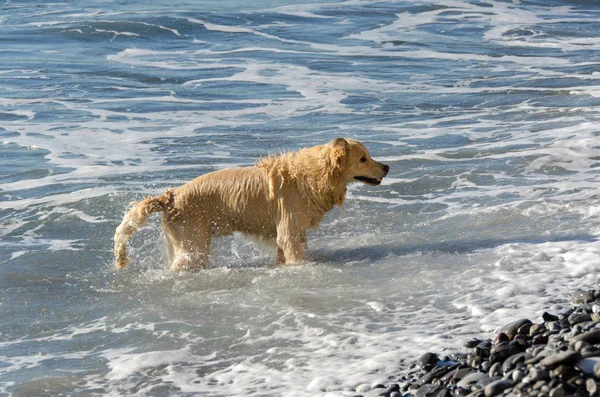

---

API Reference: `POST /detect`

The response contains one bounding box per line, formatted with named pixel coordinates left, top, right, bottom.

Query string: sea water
left=1, top=0, right=600, bottom=395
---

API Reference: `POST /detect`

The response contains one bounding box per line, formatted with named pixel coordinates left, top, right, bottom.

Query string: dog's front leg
left=275, top=188, right=309, bottom=265
left=276, top=226, right=306, bottom=264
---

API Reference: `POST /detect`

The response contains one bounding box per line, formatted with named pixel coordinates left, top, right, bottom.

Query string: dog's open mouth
left=354, top=176, right=382, bottom=186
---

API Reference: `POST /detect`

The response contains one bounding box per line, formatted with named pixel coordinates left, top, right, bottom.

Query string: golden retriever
left=114, top=138, right=389, bottom=271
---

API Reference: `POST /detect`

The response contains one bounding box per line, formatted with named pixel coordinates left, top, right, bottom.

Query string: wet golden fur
left=114, top=138, right=389, bottom=271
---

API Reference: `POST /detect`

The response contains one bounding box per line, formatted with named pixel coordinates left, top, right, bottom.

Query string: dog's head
left=330, top=138, right=389, bottom=186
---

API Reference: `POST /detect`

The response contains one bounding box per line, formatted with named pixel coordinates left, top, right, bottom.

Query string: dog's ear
left=330, top=137, right=349, bottom=170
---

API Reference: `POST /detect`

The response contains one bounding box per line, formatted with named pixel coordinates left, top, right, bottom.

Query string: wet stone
left=454, top=353, right=468, bottom=362
left=545, top=321, right=561, bottom=333
left=571, top=290, right=596, bottom=304
left=533, top=380, right=547, bottom=390
left=569, top=312, right=592, bottom=326
left=499, top=319, right=532, bottom=340
left=464, top=339, right=482, bottom=349
left=517, top=323, right=532, bottom=336
left=543, top=312, right=560, bottom=322
left=532, top=334, right=549, bottom=345
left=484, top=379, right=513, bottom=397
left=450, top=367, right=474, bottom=384
left=475, top=375, right=495, bottom=389
left=502, top=352, right=527, bottom=374
left=549, top=384, right=565, bottom=397
left=569, top=329, right=600, bottom=348
left=489, top=343, right=511, bottom=364
left=386, top=383, right=400, bottom=393
left=582, top=346, right=600, bottom=358
left=415, top=383, right=442, bottom=397
left=469, top=356, right=482, bottom=369
left=512, top=369, right=524, bottom=383
left=475, top=345, right=491, bottom=360
left=530, top=345, right=546, bottom=357
left=572, top=340, right=590, bottom=351
left=381, top=290, right=600, bottom=397
left=440, top=368, right=461, bottom=383
left=480, top=361, right=491, bottom=373
left=416, top=365, right=454, bottom=386
left=529, top=324, right=546, bottom=337
left=527, top=367, right=550, bottom=382
left=571, top=324, right=584, bottom=335
left=419, top=352, right=439, bottom=371
left=456, top=371, right=489, bottom=389
left=488, top=362, right=502, bottom=378
left=540, top=350, right=582, bottom=370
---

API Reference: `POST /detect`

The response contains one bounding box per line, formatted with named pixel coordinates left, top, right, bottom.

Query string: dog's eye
left=360, top=156, right=367, bottom=163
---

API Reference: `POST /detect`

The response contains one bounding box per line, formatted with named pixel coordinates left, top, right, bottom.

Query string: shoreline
left=350, top=289, right=600, bottom=397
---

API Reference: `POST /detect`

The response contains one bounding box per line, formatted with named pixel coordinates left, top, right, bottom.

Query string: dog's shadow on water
left=314, top=233, right=598, bottom=265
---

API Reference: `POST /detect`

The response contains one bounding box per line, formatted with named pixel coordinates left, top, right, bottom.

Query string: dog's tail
left=113, top=191, right=175, bottom=269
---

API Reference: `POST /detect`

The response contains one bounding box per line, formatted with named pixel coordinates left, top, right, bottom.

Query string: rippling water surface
left=2, top=1, right=600, bottom=395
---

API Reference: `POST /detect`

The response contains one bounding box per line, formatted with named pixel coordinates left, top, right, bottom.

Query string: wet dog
left=114, top=138, right=389, bottom=271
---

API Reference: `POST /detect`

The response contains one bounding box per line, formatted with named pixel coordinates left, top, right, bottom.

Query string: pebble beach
left=350, top=289, right=600, bottom=397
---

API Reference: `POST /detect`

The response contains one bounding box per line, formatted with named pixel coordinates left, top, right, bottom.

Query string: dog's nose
left=383, top=164, right=390, bottom=176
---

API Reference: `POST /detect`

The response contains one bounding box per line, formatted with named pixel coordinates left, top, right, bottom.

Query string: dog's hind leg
left=169, top=223, right=212, bottom=272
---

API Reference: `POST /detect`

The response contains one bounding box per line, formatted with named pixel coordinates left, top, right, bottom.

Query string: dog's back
left=166, top=166, right=276, bottom=238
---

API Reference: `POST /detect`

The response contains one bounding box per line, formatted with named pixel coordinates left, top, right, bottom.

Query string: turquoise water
left=2, top=1, right=600, bottom=395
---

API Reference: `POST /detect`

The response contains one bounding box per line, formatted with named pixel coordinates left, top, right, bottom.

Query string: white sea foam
left=3, top=1, right=600, bottom=396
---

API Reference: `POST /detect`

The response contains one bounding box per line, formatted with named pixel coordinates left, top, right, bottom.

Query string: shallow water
left=2, top=0, right=600, bottom=395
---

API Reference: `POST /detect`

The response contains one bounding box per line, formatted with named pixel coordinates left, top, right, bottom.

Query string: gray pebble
left=449, top=367, right=474, bottom=384
left=464, top=339, right=481, bottom=348
left=418, top=352, right=439, bottom=371
left=543, top=312, right=559, bottom=322
left=569, top=329, right=600, bottom=348
left=572, top=340, right=591, bottom=351
left=549, top=384, right=565, bottom=397
left=526, top=367, right=550, bottom=383
left=571, top=290, right=595, bottom=304
left=502, top=352, right=527, bottom=374
left=569, top=312, right=591, bottom=326
left=488, top=362, right=502, bottom=378
left=484, top=379, right=513, bottom=397
left=517, top=323, right=532, bottom=336
left=416, top=365, right=454, bottom=386
left=545, top=321, right=561, bottom=333
left=499, top=319, right=532, bottom=340
left=512, top=369, right=524, bottom=383
left=539, top=350, right=582, bottom=369
left=440, top=368, right=460, bottom=383
left=529, top=324, right=545, bottom=337
left=414, top=383, right=442, bottom=397
left=480, top=361, right=491, bottom=373
left=456, top=371, right=489, bottom=389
